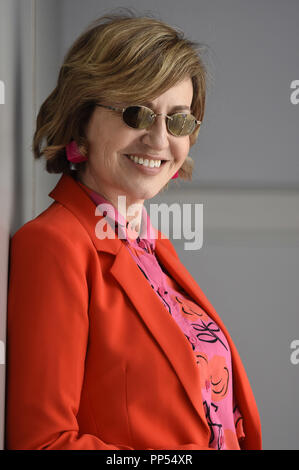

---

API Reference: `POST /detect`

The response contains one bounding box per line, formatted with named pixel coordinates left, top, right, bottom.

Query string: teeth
left=127, top=155, right=162, bottom=168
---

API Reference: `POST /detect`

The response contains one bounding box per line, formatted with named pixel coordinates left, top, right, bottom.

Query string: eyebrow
left=142, top=101, right=191, bottom=113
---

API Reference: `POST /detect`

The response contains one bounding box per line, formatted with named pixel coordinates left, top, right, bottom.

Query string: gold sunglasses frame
left=96, top=104, right=201, bottom=136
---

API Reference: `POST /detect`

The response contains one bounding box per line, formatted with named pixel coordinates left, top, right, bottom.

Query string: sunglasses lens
left=123, top=106, right=154, bottom=129
left=122, top=106, right=198, bottom=136
left=168, top=114, right=197, bottom=136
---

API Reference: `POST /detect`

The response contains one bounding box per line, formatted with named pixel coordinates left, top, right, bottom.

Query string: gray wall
left=0, top=0, right=37, bottom=449
left=1, top=0, right=298, bottom=450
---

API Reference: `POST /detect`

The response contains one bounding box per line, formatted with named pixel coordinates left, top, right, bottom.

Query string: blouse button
left=205, top=379, right=211, bottom=392
left=157, top=286, right=165, bottom=296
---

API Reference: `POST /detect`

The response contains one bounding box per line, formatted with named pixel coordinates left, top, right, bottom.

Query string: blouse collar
left=75, top=179, right=156, bottom=252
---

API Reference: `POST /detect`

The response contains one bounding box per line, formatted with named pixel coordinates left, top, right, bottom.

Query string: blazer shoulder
left=11, top=201, right=94, bottom=253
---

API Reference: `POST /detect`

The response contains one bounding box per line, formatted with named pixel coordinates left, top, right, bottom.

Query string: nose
left=140, top=115, right=169, bottom=150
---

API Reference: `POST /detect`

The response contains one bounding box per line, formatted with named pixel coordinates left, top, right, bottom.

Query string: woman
left=6, top=12, right=262, bottom=450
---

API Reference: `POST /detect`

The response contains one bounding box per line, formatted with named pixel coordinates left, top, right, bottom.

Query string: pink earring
left=171, top=171, right=179, bottom=179
left=66, top=141, right=88, bottom=163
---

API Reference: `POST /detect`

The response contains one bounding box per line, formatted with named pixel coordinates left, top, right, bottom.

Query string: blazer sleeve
left=5, top=221, right=133, bottom=450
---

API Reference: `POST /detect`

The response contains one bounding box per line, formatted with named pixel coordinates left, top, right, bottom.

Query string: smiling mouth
left=124, top=154, right=167, bottom=168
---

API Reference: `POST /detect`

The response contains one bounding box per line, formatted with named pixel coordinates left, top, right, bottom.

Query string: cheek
left=173, top=138, right=190, bottom=161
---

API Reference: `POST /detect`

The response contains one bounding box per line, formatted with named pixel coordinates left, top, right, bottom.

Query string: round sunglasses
left=96, top=104, right=201, bottom=137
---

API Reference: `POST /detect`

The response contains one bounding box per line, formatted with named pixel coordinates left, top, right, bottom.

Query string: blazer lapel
left=109, top=243, right=210, bottom=434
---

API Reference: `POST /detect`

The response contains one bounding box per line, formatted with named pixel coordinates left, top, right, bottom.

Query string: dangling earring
left=66, top=141, right=88, bottom=168
left=171, top=171, right=179, bottom=179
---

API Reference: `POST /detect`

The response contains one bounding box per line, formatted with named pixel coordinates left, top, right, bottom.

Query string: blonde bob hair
left=33, top=11, right=208, bottom=181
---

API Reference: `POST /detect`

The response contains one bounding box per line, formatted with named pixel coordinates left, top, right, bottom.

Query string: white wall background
left=1, top=0, right=298, bottom=450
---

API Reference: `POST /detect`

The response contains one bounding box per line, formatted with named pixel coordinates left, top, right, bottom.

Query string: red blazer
left=6, top=174, right=262, bottom=450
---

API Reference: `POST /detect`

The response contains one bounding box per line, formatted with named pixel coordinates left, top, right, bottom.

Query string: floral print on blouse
left=76, top=178, right=245, bottom=450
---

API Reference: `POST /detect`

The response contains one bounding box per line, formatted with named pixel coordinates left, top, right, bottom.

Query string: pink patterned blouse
left=76, top=179, right=245, bottom=450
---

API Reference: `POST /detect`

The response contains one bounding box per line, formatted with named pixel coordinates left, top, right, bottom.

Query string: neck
left=75, top=171, right=144, bottom=231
